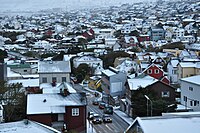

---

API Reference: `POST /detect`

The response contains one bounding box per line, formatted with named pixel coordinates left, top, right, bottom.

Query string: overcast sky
left=0, top=0, right=157, bottom=12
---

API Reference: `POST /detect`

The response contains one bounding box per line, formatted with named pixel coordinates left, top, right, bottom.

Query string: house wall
left=65, top=106, right=86, bottom=133
left=182, top=67, right=195, bottom=78
left=73, top=59, right=103, bottom=68
left=167, top=64, right=178, bottom=83
left=39, top=73, right=70, bottom=84
left=125, top=84, right=134, bottom=117
left=0, top=63, right=7, bottom=81
left=148, top=82, right=176, bottom=102
left=12, top=67, right=32, bottom=75
left=28, top=114, right=52, bottom=126
left=145, top=65, right=163, bottom=79
left=181, top=81, right=200, bottom=111
left=110, top=72, right=127, bottom=97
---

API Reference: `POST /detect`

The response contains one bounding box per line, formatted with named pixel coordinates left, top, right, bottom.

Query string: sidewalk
left=113, top=109, right=134, bottom=125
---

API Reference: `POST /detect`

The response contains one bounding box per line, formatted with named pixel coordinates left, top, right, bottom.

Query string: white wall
left=181, top=81, right=200, bottom=111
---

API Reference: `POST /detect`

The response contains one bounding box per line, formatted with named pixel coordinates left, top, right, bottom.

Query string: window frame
left=161, top=91, right=170, bottom=97
left=147, top=69, right=152, bottom=74
left=42, top=77, right=47, bottom=83
left=72, top=108, right=79, bottom=116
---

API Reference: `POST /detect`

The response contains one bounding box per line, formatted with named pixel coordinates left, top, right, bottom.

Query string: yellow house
left=177, top=62, right=200, bottom=80
left=88, top=76, right=101, bottom=90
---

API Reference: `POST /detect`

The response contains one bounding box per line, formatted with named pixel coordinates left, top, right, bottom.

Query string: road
left=73, top=84, right=129, bottom=133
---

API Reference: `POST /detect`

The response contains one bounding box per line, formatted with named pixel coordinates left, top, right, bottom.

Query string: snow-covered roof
left=127, top=76, right=158, bottom=90
left=27, top=93, right=86, bottom=115
left=41, top=82, right=76, bottom=94
left=180, top=75, right=200, bottom=86
left=127, top=115, right=200, bottom=133
left=0, top=120, right=61, bottom=133
left=7, top=67, right=22, bottom=78
left=170, top=59, right=179, bottom=67
left=38, top=60, right=71, bottom=73
left=74, top=55, right=101, bottom=62
left=63, top=54, right=76, bottom=61
left=179, top=62, right=194, bottom=67
left=102, top=69, right=116, bottom=77
left=8, top=78, right=39, bottom=88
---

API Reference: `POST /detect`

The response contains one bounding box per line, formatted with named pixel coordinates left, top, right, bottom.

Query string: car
left=102, top=114, right=112, bottom=123
left=88, top=111, right=94, bottom=120
left=92, top=99, right=99, bottom=105
left=92, top=114, right=102, bottom=124
left=99, top=102, right=107, bottom=109
left=103, top=105, right=113, bottom=115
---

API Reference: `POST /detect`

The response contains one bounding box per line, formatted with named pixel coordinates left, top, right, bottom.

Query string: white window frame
left=161, top=91, right=170, bottom=97
left=72, top=108, right=79, bottom=116
left=147, top=69, right=152, bottom=74
left=154, top=69, right=159, bottom=74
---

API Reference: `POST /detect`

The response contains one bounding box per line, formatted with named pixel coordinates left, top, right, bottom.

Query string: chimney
left=63, top=88, right=70, bottom=96
left=52, top=80, right=56, bottom=87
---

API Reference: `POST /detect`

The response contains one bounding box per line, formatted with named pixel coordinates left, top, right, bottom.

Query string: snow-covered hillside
left=0, top=0, right=155, bottom=12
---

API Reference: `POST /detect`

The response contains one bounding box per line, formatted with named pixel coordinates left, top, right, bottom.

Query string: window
left=72, top=108, right=79, bottom=116
left=42, top=77, right=47, bottom=83
left=52, top=77, right=57, bottom=82
left=24, top=70, right=27, bottom=72
left=184, top=96, right=187, bottom=102
left=154, top=69, right=159, bottom=74
left=190, top=101, right=193, bottom=106
left=172, top=70, right=177, bottom=74
left=189, top=87, right=193, bottom=91
left=194, top=101, right=197, bottom=106
left=162, top=91, right=170, bottom=97
left=147, top=69, right=152, bottom=74
left=62, top=77, right=66, bottom=82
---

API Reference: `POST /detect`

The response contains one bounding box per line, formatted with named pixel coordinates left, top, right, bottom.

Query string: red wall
left=145, top=65, right=163, bottom=79
left=28, top=114, right=52, bottom=126
left=161, top=77, right=170, bottom=85
left=65, top=106, right=86, bottom=132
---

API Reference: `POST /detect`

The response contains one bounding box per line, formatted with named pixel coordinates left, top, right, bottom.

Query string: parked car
left=102, top=114, right=112, bottom=123
left=92, top=99, right=99, bottom=105
left=92, top=114, right=102, bottom=124
left=99, top=102, right=107, bottom=109
left=88, top=111, right=94, bottom=120
left=103, top=105, right=113, bottom=115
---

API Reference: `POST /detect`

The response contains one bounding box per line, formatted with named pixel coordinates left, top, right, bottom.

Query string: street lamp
left=144, top=95, right=153, bottom=116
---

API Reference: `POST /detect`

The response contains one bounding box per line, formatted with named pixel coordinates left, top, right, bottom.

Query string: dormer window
left=154, top=69, right=159, bottom=74
left=147, top=69, right=152, bottom=74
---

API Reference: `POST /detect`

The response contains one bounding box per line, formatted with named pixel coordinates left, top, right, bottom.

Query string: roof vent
left=24, top=119, right=29, bottom=125
left=43, top=99, right=47, bottom=102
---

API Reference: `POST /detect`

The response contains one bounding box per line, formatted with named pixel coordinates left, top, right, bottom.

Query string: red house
left=27, top=91, right=87, bottom=133
left=82, top=28, right=95, bottom=40
left=137, top=34, right=150, bottom=42
left=143, top=63, right=169, bottom=84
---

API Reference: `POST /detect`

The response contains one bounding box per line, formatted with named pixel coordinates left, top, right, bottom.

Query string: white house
left=180, top=75, right=200, bottom=111
left=0, top=104, right=3, bottom=123
left=174, top=28, right=184, bottom=40
left=167, top=59, right=179, bottom=83
left=104, top=37, right=118, bottom=48
left=73, top=55, right=103, bottom=68
left=33, top=40, right=52, bottom=50
left=183, top=35, right=196, bottom=43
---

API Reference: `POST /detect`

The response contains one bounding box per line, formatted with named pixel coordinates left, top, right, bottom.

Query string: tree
left=0, top=81, right=26, bottom=122
left=131, top=87, right=176, bottom=117
left=73, top=64, right=91, bottom=83
left=99, top=51, right=130, bottom=68
left=129, top=30, right=140, bottom=37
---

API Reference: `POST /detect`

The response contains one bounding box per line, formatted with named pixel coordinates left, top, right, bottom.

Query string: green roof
left=8, top=64, right=31, bottom=69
